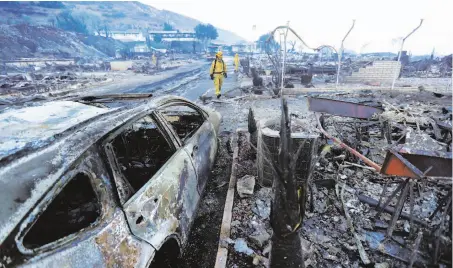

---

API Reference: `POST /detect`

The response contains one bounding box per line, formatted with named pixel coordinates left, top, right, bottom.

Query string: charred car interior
left=23, top=172, right=101, bottom=249
left=111, top=115, right=176, bottom=193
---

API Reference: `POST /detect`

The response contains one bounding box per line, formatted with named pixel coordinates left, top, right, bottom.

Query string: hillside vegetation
left=0, top=1, right=244, bottom=44
left=0, top=24, right=124, bottom=59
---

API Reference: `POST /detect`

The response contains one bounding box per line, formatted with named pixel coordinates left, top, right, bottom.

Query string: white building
left=95, top=30, right=146, bottom=42
left=96, top=30, right=197, bottom=44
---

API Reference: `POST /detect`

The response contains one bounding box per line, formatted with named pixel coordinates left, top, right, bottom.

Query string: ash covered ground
left=187, top=76, right=452, bottom=268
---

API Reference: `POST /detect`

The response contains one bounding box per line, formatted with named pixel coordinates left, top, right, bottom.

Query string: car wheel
left=150, top=240, right=182, bottom=268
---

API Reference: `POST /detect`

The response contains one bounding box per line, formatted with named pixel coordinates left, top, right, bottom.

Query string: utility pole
left=336, top=19, right=355, bottom=89
left=391, top=19, right=424, bottom=90
left=281, top=21, right=290, bottom=94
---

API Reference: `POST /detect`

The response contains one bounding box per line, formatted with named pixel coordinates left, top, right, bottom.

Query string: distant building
left=96, top=30, right=196, bottom=55
left=148, top=30, right=196, bottom=42
left=130, top=44, right=167, bottom=54
left=232, top=44, right=247, bottom=53
left=131, top=43, right=149, bottom=53
left=359, top=52, right=397, bottom=61
left=98, top=30, right=196, bottom=46
left=96, top=30, right=146, bottom=42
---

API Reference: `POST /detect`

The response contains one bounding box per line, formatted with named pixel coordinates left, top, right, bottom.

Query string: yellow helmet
left=216, top=51, right=223, bottom=57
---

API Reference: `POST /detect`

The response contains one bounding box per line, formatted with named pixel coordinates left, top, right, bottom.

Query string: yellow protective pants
left=213, top=74, right=224, bottom=95
left=234, top=64, right=239, bottom=72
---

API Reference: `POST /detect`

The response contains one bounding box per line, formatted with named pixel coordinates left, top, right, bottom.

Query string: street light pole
left=336, top=19, right=355, bottom=89
left=391, top=19, right=424, bottom=90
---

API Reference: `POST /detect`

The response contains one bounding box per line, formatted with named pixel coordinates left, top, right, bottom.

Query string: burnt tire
left=150, top=240, right=181, bottom=268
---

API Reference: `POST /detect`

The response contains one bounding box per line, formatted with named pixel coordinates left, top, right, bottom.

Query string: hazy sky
left=143, top=0, right=452, bottom=55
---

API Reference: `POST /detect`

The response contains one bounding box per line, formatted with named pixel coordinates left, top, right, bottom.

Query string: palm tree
left=269, top=98, right=307, bottom=268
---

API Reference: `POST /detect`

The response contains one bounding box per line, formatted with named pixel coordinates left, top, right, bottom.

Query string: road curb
left=214, top=130, right=240, bottom=268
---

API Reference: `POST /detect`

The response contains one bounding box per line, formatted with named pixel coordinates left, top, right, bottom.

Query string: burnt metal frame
left=316, top=110, right=452, bottom=247
left=308, top=97, right=384, bottom=119
left=156, top=100, right=209, bottom=147
left=381, top=145, right=452, bottom=178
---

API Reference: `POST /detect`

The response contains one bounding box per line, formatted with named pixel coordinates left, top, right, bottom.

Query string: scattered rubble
left=234, top=238, right=254, bottom=256
left=236, top=175, right=256, bottom=198
left=0, top=71, right=109, bottom=97
left=212, top=81, right=452, bottom=267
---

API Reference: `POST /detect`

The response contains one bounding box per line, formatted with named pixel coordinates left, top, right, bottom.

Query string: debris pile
left=402, top=54, right=452, bottom=78
left=243, top=50, right=451, bottom=91
left=220, top=89, right=451, bottom=267
left=0, top=72, right=109, bottom=96
left=132, top=58, right=194, bottom=74
left=227, top=132, right=272, bottom=268
left=303, top=90, right=452, bottom=267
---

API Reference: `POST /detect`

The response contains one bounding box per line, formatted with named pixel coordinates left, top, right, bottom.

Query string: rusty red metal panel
left=380, top=151, right=424, bottom=178
left=308, top=97, right=383, bottom=119
left=381, top=146, right=452, bottom=178
left=397, top=146, right=452, bottom=177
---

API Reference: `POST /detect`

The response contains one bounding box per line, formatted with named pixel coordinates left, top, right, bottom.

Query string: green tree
left=154, top=34, right=162, bottom=43
left=163, top=22, right=174, bottom=31
left=194, top=23, right=218, bottom=51
left=205, top=24, right=218, bottom=40
left=258, top=33, right=279, bottom=53
left=55, top=10, right=88, bottom=34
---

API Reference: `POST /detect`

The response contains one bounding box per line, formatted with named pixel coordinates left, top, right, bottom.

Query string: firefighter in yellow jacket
left=234, top=53, right=240, bottom=72
left=210, top=51, right=227, bottom=98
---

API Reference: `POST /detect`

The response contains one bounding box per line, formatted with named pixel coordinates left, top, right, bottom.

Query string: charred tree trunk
left=269, top=98, right=304, bottom=268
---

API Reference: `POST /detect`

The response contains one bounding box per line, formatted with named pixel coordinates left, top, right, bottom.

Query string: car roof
left=0, top=101, right=110, bottom=162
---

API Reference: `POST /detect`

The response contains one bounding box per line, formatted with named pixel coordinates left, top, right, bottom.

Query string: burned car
left=0, top=95, right=220, bottom=267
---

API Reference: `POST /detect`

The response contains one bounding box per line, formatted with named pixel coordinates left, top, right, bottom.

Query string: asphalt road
left=129, top=57, right=239, bottom=102
left=176, top=57, right=239, bottom=101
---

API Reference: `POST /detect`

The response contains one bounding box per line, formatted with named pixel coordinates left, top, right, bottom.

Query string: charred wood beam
left=387, top=179, right=410, bottom=237
left=408, top=230, right=423, bottom=268
left=357, top=194, right=429, bottom=227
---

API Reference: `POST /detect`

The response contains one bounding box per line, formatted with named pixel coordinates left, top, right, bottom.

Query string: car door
left=103, top=112, right=199, bottom=248
left=156, top=102, right=217, bottom=195
left=16, top=148, right=154, bottom=268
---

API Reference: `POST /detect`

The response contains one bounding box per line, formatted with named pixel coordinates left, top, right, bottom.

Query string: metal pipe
left=315, top=45, right=338, bottom=55
left=266, top=26, right=315, bottom=50
left=336, top=20, right=355, bottom=89
left=391, top=19, right=424, bottom=90
left=315, top=113, right=382, bottom=172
